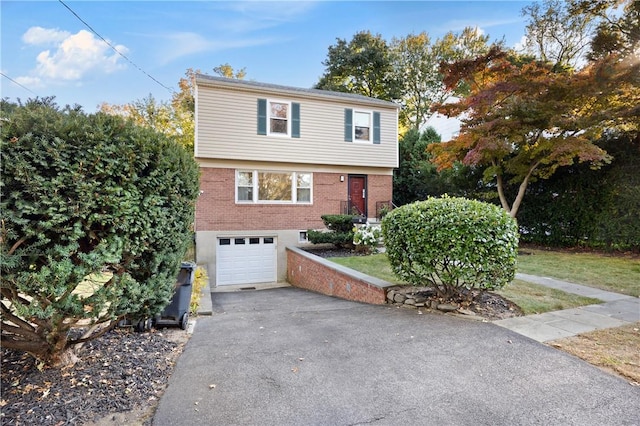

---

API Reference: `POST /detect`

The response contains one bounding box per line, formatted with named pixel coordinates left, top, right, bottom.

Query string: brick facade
left=366, top=174, right=392, bottom=219
left=286, top=247, right=394, bottom=305
left=196, top=168, right=392, bottom=232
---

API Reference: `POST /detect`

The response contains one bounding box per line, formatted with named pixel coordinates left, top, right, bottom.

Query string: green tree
left=100, top=94, right=193, bottom=150
left=1, top=99, right=200, bottom=366
left=521, top=0, right=598, bottom=68
left=393, top=127, right=487, bottom=206
left=213, top=63, right=247, bottom=79
left=315, top=31, right=401, bottom=101
left=391, top=28, right=490, bottom=131
left=572, top=0, right=640, bottom=136
left=571, top=0, right=639, bottom=60
left=517, top=133, right=640, bottom=250
left=393, top=127, right=441, bottom=205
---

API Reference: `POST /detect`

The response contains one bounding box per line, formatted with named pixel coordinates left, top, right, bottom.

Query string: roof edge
left=195, top=74, right=399, bottom=109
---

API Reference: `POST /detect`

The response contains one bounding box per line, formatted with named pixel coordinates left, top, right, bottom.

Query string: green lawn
left=328, top=252, right=608, bottom=315
left=517, top=249, right=640, bottom=297
left=330, top=254, right=400, bottom=284
left=496, top=279, right=601, bottom=315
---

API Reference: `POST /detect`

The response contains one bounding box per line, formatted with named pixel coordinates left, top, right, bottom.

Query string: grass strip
left=517, top=249, right=640, bottom=297
left=329, top=254, right=603, bottom=314
left=496, top=279, right=602, bottom=315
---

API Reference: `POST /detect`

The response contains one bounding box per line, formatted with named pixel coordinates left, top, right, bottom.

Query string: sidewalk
left=494, top=273, right=640, bottom=342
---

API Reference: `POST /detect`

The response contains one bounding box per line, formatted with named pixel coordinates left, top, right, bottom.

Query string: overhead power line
left=58, top=0, right=174, bottom=94
left=0, top=72, right=39, bottom=96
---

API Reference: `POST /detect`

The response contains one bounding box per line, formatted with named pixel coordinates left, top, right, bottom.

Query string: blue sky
left=1, top=1, right=532, bottom=112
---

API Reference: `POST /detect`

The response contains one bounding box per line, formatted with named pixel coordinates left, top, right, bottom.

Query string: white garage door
left=216, top=237, right=277, bottom=286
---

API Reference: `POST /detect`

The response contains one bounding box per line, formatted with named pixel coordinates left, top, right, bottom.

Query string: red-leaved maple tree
left=428, top=47, right=616, bottom=217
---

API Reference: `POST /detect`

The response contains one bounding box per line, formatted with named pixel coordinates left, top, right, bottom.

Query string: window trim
left=345, top=109, right=380, bottom=144
left=267, top=99, right=292, bottom=138
left=236, top=170, right=254, bottom=202
left=353, top=109, right=372, bottom=143
left=235, top=170, right=313, bottom=204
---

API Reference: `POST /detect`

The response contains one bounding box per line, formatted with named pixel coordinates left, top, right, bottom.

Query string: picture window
left=236, top=170, right=312, bottom=204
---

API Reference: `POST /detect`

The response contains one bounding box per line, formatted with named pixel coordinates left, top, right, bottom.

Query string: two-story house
left=194, top=75, right=399, bottom=287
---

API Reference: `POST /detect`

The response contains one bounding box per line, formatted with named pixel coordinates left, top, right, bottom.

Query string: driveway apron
left=154, top=287, right=640, bottom=426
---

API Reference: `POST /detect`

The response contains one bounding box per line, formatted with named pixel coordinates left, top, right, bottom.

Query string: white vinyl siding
left=196, top=83, right=398, bottom=168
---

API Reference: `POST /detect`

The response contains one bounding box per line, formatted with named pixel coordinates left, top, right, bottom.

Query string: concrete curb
left=195, top=264, right=213, bottom=316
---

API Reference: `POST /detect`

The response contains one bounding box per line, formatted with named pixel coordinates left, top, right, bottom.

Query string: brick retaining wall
left=286, top=246, right=395, bottom=304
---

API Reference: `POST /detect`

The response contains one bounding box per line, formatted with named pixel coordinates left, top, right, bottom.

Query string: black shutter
left=257, top=99, right=267, bottom=135
left=373, top=111, right=381, bottom=144
left=292, top=102, right=300, bottom=138
left=344, top=108, right=353, bottom=142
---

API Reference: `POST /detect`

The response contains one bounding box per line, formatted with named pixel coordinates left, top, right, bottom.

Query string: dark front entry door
left=348, top=175, right=367, bottom=216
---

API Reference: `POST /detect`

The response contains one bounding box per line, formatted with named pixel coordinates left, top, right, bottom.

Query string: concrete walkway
left=494, top=273, right=640, bottom=342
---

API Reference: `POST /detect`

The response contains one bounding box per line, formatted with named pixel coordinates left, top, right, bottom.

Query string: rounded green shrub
left=307, top=214, right=355, bottom=248
left=381, top=196, right=519, bottom=300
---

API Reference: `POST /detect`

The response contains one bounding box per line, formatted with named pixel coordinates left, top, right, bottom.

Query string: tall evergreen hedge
left=517, top=134, right=639, bottom=250
left=0, top=99, right=200, bottom=365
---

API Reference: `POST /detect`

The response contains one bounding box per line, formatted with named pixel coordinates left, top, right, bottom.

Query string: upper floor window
left=354, top=111, right=371, bottom=142
left=236, top=170, right=312, bottom=204
left=269, top=101, right=289, bottom=135
left=344, top=108, right=381, bottom=144
left=257, top=99, right=300, bottom=138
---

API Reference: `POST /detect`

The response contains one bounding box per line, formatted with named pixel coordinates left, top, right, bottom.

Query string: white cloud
left=22, top=26, right=71, bottom=46
left=444, top=17, right=524, bottom=33
left=513, top=35, right=528, bottom=53
left=19, top=27, right=128, bottom=83
left=14, top=75, right=43, bottom=88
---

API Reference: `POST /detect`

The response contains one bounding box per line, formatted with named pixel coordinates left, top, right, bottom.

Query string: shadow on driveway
left=154, top=287, right=640, bottom=425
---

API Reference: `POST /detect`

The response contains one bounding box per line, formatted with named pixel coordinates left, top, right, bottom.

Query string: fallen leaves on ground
left=549, top=322, right=640, bottom=384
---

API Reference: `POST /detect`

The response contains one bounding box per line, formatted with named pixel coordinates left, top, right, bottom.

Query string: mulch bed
left=1, top=327, right=187, bottom=426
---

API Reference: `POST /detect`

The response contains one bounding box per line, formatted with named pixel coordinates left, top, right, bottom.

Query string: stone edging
left=386, top=286, right=477, bottom=315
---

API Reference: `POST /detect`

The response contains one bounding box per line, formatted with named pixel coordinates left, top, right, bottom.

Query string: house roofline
left=195, top=74, right=400, bottom=110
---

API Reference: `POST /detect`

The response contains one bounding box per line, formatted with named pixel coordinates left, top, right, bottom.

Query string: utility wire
left=58, top=0, right=174, bottom=94
left=0, top=72, right=39, bottom=96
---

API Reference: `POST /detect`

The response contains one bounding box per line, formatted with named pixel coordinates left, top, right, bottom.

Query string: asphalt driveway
left=154, top=287, right=640, bottom=425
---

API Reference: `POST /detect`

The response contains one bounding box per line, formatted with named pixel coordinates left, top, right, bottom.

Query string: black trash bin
left=154, top=261, right=196, bottom=330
